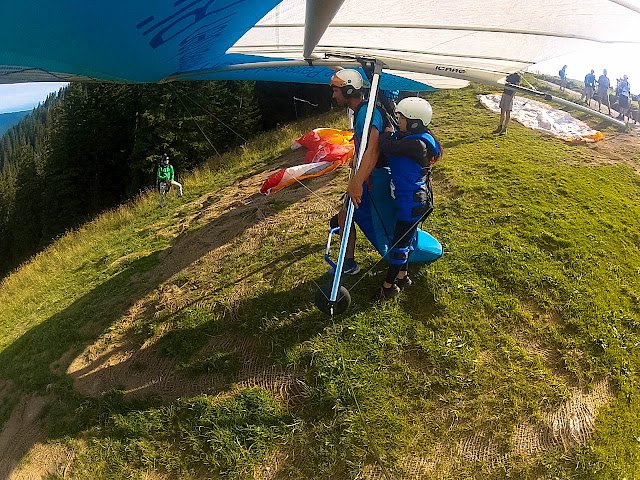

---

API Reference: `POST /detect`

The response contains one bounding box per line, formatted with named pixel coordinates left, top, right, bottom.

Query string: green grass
left=1, top=85, right=640, bottom=479
left=70, top=388, right=291, bottom=479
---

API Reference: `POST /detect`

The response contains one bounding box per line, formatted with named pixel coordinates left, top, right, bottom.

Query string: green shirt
left=157, top=164, right=174, bottom=182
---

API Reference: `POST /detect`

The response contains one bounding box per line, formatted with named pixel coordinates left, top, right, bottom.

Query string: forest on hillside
left=0, top=80, right=331, bottom=277
left=0, top=110, right=31, bottom=136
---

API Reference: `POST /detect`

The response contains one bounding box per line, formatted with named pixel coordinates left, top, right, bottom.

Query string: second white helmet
left=396, top=97, right=433, bottom=131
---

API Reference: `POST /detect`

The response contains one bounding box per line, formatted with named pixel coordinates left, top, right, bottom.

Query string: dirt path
left=582, top=127, right=640, bottom=174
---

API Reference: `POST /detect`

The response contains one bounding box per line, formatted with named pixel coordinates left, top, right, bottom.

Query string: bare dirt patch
left=9, top=442, right=75, bottom=480
left=579, top=129, right=640, bottom=174
left=0, top=395, right=50, bottom=480
left=458, top=378, right=612, bottom=465
left=361, top=379, right=613, bottom=478
left=512, top=378, right=612, bottom=457
left=364, top=452, right=454, bottom=480
left=68, top=332, right=306, bottom=406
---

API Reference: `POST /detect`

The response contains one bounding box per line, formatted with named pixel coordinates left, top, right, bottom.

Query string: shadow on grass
left=0, top=170, right=339, bottom=476
left=62, top=241, right=384, bottom=403
left=42, top=258, right=440, bottom=478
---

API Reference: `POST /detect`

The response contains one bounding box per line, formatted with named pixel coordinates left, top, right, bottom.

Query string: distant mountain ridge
left=0, top=110, right=31, bottom=136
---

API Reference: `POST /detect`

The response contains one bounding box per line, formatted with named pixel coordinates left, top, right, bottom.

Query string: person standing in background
left=597, top=69, right=612, bottom=115
left=493, top=72, right=521, bottom=136
left=617, top=74, right=631, bottom=121
left=584, top=69, right=596, bottom=106
left=559, top=65, right=568, bottom=91
left=157, top=154, right=183, bottom=197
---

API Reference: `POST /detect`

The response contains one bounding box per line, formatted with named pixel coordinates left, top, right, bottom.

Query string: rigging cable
left=171, top=84, right=221, bottom=157
left=176, top=85, right=249, bottom=144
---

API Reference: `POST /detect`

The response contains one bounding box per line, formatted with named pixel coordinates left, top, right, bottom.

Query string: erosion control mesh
left=459, top=379, right=612, bottom=464
left=68, top=333, right=305, bottom=406
left=363, top=379, right=612, bottom=478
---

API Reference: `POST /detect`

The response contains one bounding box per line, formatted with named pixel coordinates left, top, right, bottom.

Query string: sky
left=0, top=82, right=68, bottom=114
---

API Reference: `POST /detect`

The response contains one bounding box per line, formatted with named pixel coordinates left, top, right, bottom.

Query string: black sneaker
left=396, top=276, right=413, bottom=289
left=375, top=284, right=401, bottom=300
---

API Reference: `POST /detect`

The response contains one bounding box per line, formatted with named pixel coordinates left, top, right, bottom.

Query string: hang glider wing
left=0, top=0, right=639, bottom=90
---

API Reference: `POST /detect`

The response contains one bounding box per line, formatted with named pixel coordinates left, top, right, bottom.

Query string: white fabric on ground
left=479, top=94, right=604, bottom=142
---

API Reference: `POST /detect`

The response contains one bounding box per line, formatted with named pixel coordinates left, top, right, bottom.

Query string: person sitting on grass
left=373, top=97, right=442, bottom=300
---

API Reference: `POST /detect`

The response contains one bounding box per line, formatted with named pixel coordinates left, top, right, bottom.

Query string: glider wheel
left=315, top=284, right=351, bottom=316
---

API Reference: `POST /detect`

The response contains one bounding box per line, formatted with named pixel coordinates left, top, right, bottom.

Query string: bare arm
left=347, top=127, right=380, bottom=207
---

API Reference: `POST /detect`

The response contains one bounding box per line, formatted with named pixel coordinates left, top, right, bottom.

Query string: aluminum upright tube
left=329, top=67, right=382, bottom=304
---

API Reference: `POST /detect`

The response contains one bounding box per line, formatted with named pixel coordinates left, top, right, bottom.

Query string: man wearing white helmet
left=375, top=96, right=442, bottom=299
left=328, top=68, right=385, bottom=275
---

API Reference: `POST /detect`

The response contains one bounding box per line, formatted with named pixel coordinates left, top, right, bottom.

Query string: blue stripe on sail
left=0, top=2, right=439, bottom=90
left=0, top=1, right=281, bottom=82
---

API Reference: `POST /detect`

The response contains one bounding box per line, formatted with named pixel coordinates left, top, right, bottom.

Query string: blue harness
left=385, top=132, right=438, bottom=223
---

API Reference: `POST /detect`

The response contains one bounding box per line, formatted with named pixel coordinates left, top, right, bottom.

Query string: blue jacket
left=380, top=131, right=440, bottom=222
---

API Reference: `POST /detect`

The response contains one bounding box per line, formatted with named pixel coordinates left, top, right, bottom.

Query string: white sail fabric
left=230, top=0, right=640, bottom=88
left=479, top=94, right=605, bottom=142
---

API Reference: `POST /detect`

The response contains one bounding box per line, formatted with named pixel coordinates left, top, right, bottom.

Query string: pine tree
left=0, top=79, right=269, bottom=278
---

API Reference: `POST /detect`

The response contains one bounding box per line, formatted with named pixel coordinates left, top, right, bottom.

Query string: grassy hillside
left=1, top=84, right=640, bottom=479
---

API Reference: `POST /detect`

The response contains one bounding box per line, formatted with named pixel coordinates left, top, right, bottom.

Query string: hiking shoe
left=497, top=128, right=507, bottom=136
left=329, top=259, right=361, bottom=276
left=375, top=284, right=401, bottom=300
left=395, top=275, right=413, bottom=289
left=342, top=259, right=361, bottom=275
left=492, top=126, right=503, bottom=134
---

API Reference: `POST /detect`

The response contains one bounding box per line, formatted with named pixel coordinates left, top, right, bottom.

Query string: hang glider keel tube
left=164, top=54, right=500, bottom=85
left=314, top=61, right=383, bottom=317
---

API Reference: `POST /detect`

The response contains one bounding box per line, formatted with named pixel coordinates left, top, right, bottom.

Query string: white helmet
left=396, top=97, right=433, bottom=131
left=329, top=69, right=364, bottom=97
